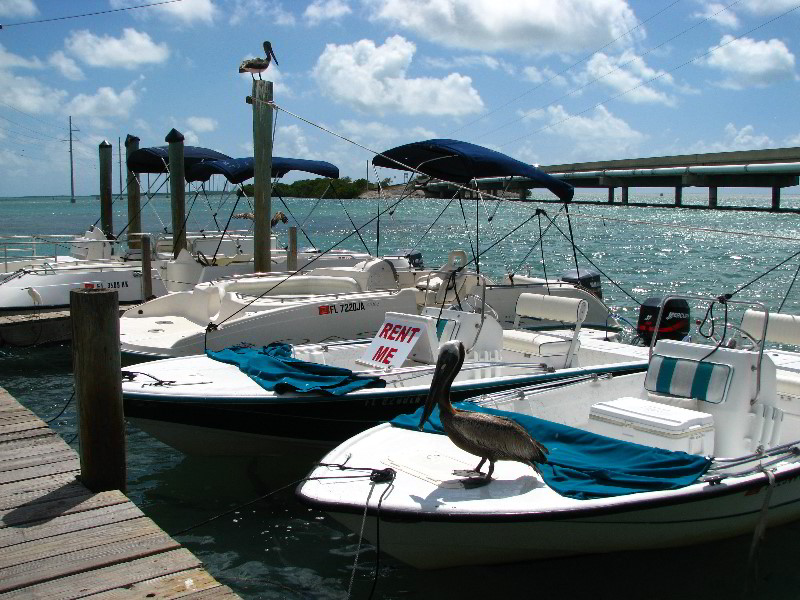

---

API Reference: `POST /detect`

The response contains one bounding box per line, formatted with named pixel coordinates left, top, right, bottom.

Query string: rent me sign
left=360, top=315, right=426, bottom=368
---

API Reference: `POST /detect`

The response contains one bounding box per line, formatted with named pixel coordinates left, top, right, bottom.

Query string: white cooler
left=588, top=396, right=715, bottom=455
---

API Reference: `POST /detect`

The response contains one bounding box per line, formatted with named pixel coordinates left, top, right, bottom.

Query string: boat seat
left=740, top=309, right=800, bottom=347
left=777, top=369, right=800, bottom=398
left=646, top=340, right=780, bottom=457
left=502, top=293, right=588, bottom=368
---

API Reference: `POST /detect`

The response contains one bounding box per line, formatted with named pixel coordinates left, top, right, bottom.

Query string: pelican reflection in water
left=419, top=340, right=549, bottom=487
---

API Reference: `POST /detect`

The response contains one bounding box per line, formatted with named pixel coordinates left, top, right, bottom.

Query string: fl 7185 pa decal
left=318, top=301, right=366, bottom=315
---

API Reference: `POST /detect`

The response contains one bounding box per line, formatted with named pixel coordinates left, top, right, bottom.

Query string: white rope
left=346, top=481, right=376, bottom=600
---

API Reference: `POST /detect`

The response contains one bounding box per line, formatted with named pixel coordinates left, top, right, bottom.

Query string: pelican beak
left=418, top=340, right=465, bottom=430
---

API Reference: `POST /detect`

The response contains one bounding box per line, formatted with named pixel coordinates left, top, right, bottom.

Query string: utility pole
left=68, top=116, right=78, bottom=203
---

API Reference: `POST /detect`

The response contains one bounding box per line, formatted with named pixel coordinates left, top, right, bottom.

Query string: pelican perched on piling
left=239, top=41, right=279, bottom=80
left=419, top=340, right=549, bottom=486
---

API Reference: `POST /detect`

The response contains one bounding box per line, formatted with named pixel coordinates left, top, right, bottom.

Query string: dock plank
left=0, top=387, right=240, bottom=599
left=0, top=549, right=207, bottom=600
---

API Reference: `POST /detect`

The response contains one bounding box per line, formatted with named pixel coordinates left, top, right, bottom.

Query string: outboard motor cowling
left=560, top=268, right=602, bottom=299
left=637, top=297, right=690, bottom=345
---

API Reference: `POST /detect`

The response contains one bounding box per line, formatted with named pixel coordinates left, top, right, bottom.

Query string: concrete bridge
left=422, top=146, right=800, bottom=212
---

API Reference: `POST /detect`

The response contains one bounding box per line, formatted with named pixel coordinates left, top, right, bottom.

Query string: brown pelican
left=239, top=41, right=279, bottom=80
left=271, top=210, right=288, bottom=227
left=419, top=340, right=548, bottom=486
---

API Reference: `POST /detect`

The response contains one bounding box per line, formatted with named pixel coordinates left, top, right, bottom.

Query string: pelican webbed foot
left=461, top=476, right=492, bottom=489
left=452, top=469, right=482, bottom=477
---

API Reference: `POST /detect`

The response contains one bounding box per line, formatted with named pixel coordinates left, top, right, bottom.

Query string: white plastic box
left=588, top=396, right=715, bottom=455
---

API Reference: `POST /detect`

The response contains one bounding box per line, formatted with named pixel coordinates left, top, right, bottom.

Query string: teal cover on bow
left=392, top=403, right=712, bottom=500
left=208, top=343, right=386, bottom=396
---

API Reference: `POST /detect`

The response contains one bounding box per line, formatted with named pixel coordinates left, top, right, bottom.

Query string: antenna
left=67, top=116, right=79, bottom=203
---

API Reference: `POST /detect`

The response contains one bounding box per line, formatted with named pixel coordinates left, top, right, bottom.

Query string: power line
left=0, top=114, right=62, bottom=140
left=0, top=101, right=64, bottom=132
left=0, top=0, right=187, bottom=28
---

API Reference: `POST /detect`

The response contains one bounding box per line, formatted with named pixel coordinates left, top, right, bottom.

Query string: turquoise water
left=2, top=191, right=800, bottom=598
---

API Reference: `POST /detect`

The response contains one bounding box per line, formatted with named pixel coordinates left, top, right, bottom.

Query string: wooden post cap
left=124, top=134, right=140, bottom=147
left=165, top=128, right=184, bottom=143
left=99, top=140, right=112, bottom=148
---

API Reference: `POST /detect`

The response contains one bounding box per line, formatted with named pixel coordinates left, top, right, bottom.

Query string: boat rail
left=651, top=294, right=769, bottom=402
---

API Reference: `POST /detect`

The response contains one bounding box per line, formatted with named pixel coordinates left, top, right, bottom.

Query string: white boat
left=296, top=298, right=800, bottom=569
left=121, top=290, right=647, bottom=456
left=120, top=249, right=620, bottom=358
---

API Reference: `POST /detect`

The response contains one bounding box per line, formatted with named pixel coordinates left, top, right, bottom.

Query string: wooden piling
left=252, top=80, right=273, bottom=272
left=166, top=128, right=187, bottom=259
left=70, top=289, right=125, bottom=493
left=141, top=234, right=153, bottom=301
left=125, top=134, right=141, bottom=249
left=99, top=141, right=113, bottom=237
left=709, top=186, right=718, bottom=208
left=287, top=226, right=298, bottom=272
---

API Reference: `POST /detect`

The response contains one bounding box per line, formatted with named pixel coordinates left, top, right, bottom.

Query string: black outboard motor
left=561, top=268, right=602, bottom=299
left=637, top=297, right=691, bottom=345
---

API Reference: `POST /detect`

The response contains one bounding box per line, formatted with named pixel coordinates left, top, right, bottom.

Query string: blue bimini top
left=392, top=402, right=712, bottom=500
left=207, top=343, right=386, bottom=397
left=372, top=138, right=574, bottom=202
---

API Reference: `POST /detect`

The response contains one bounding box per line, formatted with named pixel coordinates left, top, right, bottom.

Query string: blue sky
left=0, top=0, right=798, bottom=197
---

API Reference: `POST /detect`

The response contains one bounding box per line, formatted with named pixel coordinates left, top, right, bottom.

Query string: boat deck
left=0, top=387, right=239, bottom=598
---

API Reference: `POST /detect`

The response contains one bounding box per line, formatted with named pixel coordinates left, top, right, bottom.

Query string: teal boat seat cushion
left=645, top=355, right=731, bottom=404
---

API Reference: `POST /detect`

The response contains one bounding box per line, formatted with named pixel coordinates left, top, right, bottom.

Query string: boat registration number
left=318, top=301, right=365, bottom=315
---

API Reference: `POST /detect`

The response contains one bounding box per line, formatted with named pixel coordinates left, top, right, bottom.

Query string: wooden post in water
left=125, top=135, right=141, bottom=249
left=709, top=185, right=718, bottom=208
left=252, top=80, right=273, bottom=272
left=71, top=289, right=125, bottom=493
left=99, top=140, right=113, bottom=237
left=621, top=186, right=629, bottom=204
left=772, top=186, right=781, bottom=211
left=166, top=128, right=187, bottom=258
left=287, top=226, right=298, bottom=271
left=607, top=187, right=614, bottom=203
left=140, top=234, right=153, bottom=300
left=675, top=185, right=683, bottom=207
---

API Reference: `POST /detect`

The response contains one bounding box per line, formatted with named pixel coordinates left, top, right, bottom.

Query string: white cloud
left=740, top=0, right=800, bottom=15
left=575, top=50, right=677, bottom=105
left=524, top=104, right=644, bottom=159
left=687, top=123, right=773, bottom=153
left=365, top=0, right=640, bottom=55
left=230, top=0, right=295, bottom=26
left=785, top=132, right=800, bottom=146
left=65, top=28, right=169, bottom=70
left=273, top=124, right=315, bottom=159
left=703, top=35, right=796, bottom=88
left=693, top=3, right=740, bottom=28
left=338, top=119, right=436, bottom=150
left=312, top=36, right=483, bottom=116
left=63, top=85, right=139, bottom=128
left=186, top=116, right=217, bottom=132
left=48, top=51, right=84, bottom=80
left=425, top=54, right=516, bottom=75
left=0, top=0, right=38, bottom=18
left=522, top=65, right=566, bottom=86
left=110, top=0, right=217, bottom=25
left=183, top=129, right=201, bottom=145
left=0, top=43, right=41, bottom=69
left=0, top=69, right=67, bottom=114
left=304, top=0, right=351, bottom=25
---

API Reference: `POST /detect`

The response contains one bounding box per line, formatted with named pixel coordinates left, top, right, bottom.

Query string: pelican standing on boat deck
left=239, top=41, right=279, bottom=80
left=419, top=340, right=549, bottom=487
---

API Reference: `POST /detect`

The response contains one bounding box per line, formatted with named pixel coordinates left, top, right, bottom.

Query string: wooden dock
left=0, top=387, right=239, bottom=598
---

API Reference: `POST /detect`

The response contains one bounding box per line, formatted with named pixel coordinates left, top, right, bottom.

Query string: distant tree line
left=238, top=176, right=393, bottom=199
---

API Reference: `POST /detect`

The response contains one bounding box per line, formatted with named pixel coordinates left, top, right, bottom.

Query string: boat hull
left=123, top=363, right=645, bottom=456
left=323, top=464, right=800, bottom=568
